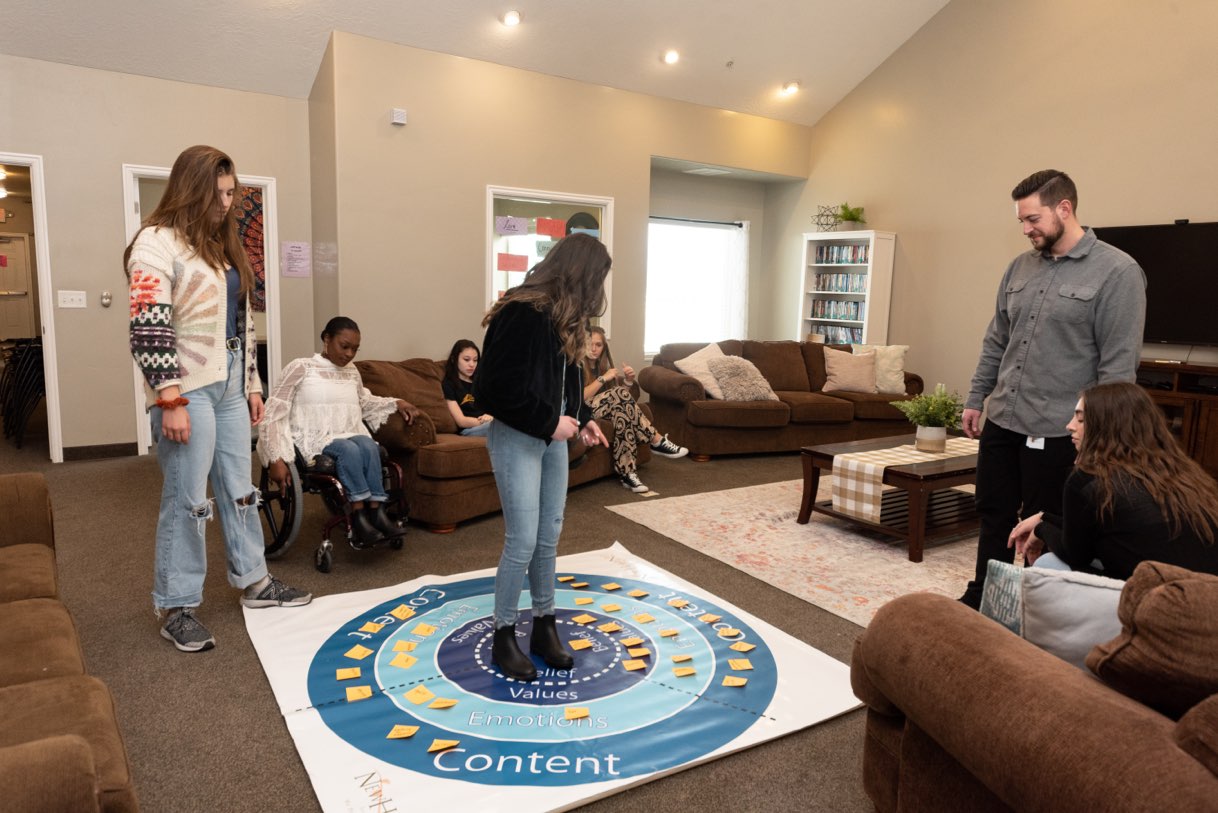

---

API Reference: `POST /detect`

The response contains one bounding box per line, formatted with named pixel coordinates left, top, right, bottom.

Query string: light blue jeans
left=322, top=435, right=386, bottom=503
left=460, top=421, right=491, bottom=438
left=487, top=419, right=568, bottom=627
left=151, top=348, right=268, bottom=610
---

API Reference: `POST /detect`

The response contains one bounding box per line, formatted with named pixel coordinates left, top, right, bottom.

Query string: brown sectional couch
left=637, top=340, right=923, bottom=459
left=356, top=358, right=650, bottom=532
left=0, top=473, right=139, bottom=813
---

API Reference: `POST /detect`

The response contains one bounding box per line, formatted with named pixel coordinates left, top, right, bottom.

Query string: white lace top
left=257, top=354, right=399, bottom=466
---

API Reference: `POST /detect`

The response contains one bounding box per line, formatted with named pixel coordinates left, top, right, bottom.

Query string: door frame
left=0, top=152, right=62, bottom=462
left=122, top=164, right=283, bottom=454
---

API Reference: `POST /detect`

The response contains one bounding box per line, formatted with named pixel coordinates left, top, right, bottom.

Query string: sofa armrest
left=0, top=735, right=102, bottom=813
left=372, top=410, right=437, bottom=453
left=853, top=592, right=1218, bottom=810
left=903, top=372, right=924, bottom=396
left=638, top=365, right=704, bottom=403
left=0, top=473, right=55, bottom=550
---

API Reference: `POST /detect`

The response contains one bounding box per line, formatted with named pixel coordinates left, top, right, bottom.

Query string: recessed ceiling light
left=662, top=49, right=680, bottom=65
left=781, top=81, right=800, bottom=96
left=501, top=10, right=522, bottom=26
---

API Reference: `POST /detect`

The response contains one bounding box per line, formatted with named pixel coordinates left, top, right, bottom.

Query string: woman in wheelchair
left=258, top=316, right=420, bottom=547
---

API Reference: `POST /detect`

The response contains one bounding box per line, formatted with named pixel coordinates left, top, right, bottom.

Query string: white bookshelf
left=797, top=230, right=895, bottom=345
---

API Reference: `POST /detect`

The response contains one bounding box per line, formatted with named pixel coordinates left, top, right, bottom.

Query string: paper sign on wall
left=281, top=242, right=312, bottom=278
left=495, top=216, right=529, bottom=235
left=535, top=217, right=566, bottom=238
left=497, top=253, right=528, bottom=272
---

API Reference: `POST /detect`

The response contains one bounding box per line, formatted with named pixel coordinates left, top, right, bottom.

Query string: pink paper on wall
left=497, top=253, right=528, bottom=272
left=535, top=217, right=566, bottom=238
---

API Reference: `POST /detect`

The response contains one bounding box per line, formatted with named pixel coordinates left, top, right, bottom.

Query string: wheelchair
left=254, top=443, right=408, bottom=573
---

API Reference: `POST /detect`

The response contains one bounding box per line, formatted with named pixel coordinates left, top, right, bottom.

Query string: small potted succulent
left=891, top=384, right=963, bottom=452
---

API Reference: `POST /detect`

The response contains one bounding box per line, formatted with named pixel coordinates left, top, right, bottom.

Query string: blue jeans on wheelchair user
left=321, top=434, right=387, bottom=503
left=151, top=347, right=268, bottom=611
left=487, top=419, right=568, bottom=628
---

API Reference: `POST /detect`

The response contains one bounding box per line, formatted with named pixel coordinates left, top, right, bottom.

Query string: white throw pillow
left=822, top=347, right=877, bottom=393
left=673, top=343, right=727, bottom=399
left=706, top=356, right=780, bottom=402
left=852, top=344, right=909, bottom=395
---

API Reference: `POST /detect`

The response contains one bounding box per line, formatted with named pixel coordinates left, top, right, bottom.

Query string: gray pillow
left=706, top=356, right=779, bottom=402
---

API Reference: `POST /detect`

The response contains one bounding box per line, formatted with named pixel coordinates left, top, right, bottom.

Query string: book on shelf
left=812, top=272, right=867, bottom=292
left=814, top=244, right=871, bottom=265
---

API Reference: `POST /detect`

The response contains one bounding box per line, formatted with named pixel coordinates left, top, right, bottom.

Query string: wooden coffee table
left=797, top=435, right=979, bottom=562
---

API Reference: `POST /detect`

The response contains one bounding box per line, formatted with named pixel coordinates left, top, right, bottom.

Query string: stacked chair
left=1, top=338, right=46, bottom=448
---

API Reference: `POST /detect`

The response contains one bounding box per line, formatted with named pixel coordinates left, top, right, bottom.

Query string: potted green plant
left=837, top=203, right=866, bottom=230
left=891, top=383, right=963, bottom=452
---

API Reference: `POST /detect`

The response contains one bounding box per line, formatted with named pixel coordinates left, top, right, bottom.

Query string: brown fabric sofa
left=0, top=473, right=139, bottom=813
left=851, top=565, right=1218, bottom=812
left=356, top=358, right=651, bottom=532
left=637, top=340, right=923, bottom=459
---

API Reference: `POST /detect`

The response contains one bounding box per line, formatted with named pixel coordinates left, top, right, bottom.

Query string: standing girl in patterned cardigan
left=125, top=145, right=310, bottom=653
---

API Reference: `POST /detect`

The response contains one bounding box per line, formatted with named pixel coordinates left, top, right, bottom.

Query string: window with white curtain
left=644, top=218, right=749, bottom=355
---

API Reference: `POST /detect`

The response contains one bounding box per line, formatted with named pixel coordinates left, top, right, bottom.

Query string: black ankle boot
left=350, top=509, right=386, bottom=548
left=368, top=504, right=403, bottom=538
left=529, top=614, right=574, bottom=669
left=492, top=624, right=537, bottom=681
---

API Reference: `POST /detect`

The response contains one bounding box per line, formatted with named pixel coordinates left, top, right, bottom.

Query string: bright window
left=645, top=219, right=749, bottom=355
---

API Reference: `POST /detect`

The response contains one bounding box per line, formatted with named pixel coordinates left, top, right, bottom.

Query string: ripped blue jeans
left=150, top=348, right=268, bottom=610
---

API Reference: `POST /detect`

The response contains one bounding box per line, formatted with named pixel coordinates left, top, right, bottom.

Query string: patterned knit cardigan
left=127, top=226, right=262, bottom=406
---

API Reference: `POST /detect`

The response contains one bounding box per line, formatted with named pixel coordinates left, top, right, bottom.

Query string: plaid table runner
left=830, top=436, right=980, bottom=523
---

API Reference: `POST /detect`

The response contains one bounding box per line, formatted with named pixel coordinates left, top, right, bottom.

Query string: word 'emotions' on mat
left=245, top=543, right=859, bottom=813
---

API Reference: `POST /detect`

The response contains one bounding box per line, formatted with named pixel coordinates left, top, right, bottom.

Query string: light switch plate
left=58, top=290, right=87, bottom=308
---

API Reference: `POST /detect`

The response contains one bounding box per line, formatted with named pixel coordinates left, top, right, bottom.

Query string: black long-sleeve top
left=474, top=300, right=592, bottom=441
left=1038, top=469, right=1218, bottom=580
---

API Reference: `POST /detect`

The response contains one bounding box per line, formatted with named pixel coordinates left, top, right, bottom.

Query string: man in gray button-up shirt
left=959, top=170, right=1146, bottom=608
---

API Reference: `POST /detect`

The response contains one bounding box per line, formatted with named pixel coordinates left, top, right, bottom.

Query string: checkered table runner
left=830, top=436, right=980, bottom=523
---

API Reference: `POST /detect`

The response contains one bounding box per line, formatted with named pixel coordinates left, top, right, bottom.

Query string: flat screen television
left=1092, top=222, right=1218, bottom=346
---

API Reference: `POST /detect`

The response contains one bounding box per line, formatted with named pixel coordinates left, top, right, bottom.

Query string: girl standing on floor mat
left=475, top=233, right=610, bottom=681
left=125, top=145, right=311, bottom=653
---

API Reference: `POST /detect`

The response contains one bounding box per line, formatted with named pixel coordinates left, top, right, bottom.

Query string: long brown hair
left=482, top=233, right=611, bottom=362
left=581, top=325, right=614, bottom=383
left=123, top=145, right=254, bottom=294
left=1076, top=381, right=1218, bottom=544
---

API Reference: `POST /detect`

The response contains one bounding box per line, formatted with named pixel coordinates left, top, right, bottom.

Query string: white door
left=0, top=233, right=35, bottom=339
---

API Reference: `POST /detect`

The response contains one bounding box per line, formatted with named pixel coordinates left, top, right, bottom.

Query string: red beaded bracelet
left=155, top=396, right=190, bottom=410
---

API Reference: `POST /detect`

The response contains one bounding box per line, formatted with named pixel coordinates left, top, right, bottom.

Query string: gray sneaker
left=161, top=609, right=216, bottom=653
left=241, top=575, right=312, bottom=609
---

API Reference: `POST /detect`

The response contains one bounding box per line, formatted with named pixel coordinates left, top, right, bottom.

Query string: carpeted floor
left=608, top=479, right=977, bottom=627
left=2, top=434, right=902, bottom=812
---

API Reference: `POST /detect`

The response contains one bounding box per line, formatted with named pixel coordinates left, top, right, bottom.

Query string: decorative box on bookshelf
left=798, top=230, right=895, bottom=345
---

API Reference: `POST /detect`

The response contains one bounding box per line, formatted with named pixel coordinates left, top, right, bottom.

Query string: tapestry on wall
left=236, top=185, right=265, bottom=312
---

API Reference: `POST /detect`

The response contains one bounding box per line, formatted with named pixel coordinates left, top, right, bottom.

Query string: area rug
left=607, top=480, right=977, bottom=627
left=245, top=543, right=859, bottom=813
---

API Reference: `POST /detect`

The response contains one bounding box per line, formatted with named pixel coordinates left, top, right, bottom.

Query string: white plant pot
left=915, top=425, right=947, bottom=453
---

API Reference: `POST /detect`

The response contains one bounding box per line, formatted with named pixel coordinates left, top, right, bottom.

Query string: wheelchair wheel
left=257, top=458, right=303, bottom=559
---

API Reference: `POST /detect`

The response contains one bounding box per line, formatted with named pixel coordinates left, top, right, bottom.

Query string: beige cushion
left=673, top=343, right=726, bottom=399
left=852, top=344, right=909, bottom=395
left=706, top=356, right=779, bottom=402
left=823, top=346, right=877, bottom=393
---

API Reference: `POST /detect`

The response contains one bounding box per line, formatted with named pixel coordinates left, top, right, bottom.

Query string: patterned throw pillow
left=705, top=356, right=779, bottom=402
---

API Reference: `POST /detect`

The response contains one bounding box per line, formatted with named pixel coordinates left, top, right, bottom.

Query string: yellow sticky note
left=557, top=575, right=575, bottom=582
left=359, top=621, right=385, bottom=634
left=723, top=676, right=748, bottom=687
left=404, top=685, right=436, bottom=705
left=571, top=613, right=597, bottom=625
left=428, top=697, right=458, bottom=710
left=393, top=640, right=418, bottom=652
left=627, top=647, right=651, bottom=658
left=597, top=622, right=623, bottom=633
left=571, top=582, right=589, bottom=588
left=632, top=613, right=655, bottom=624
left=387, top=724, right=419, bottom=739
left=346, top=685, right=373, bottom=702
left=601, top=582, right=622, bottom=591
left=673, top=666, right=696, bottom=677
left=718, top=628, right=742, bottom=638
left=389, top=653, right=418, bottom=670
left=410, top=623, right=437, bottom=637
left=568, top=638, right=593, bottom=651
left=619, top=636, right=644, bottom=647
left=659, top=629, right=679, bottom=638
left=574, top=597, right=595, bottom=605
left=698, top=613, right=722, bottom=623
left=428, top=739, right=459, bottom=753
left=564, top=706, right=590, bottom=720
left=623, top=659, right=647, bottom=672
left=389, top=605, right=415, bottom=621
left=728, top=658, right=754, bottom=671
left=671, top=654, right=693, bottom=663
left=667, top=598, right=689, bottom=608
left=627, top=589, right=649, bottom=598
left=730, top=641, right=756, bottom=653
left=336, top=667, right=361, bottom=680
left=345, top=644, right=374, bottom=660
left=600, top=603, right=622, bottom=612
